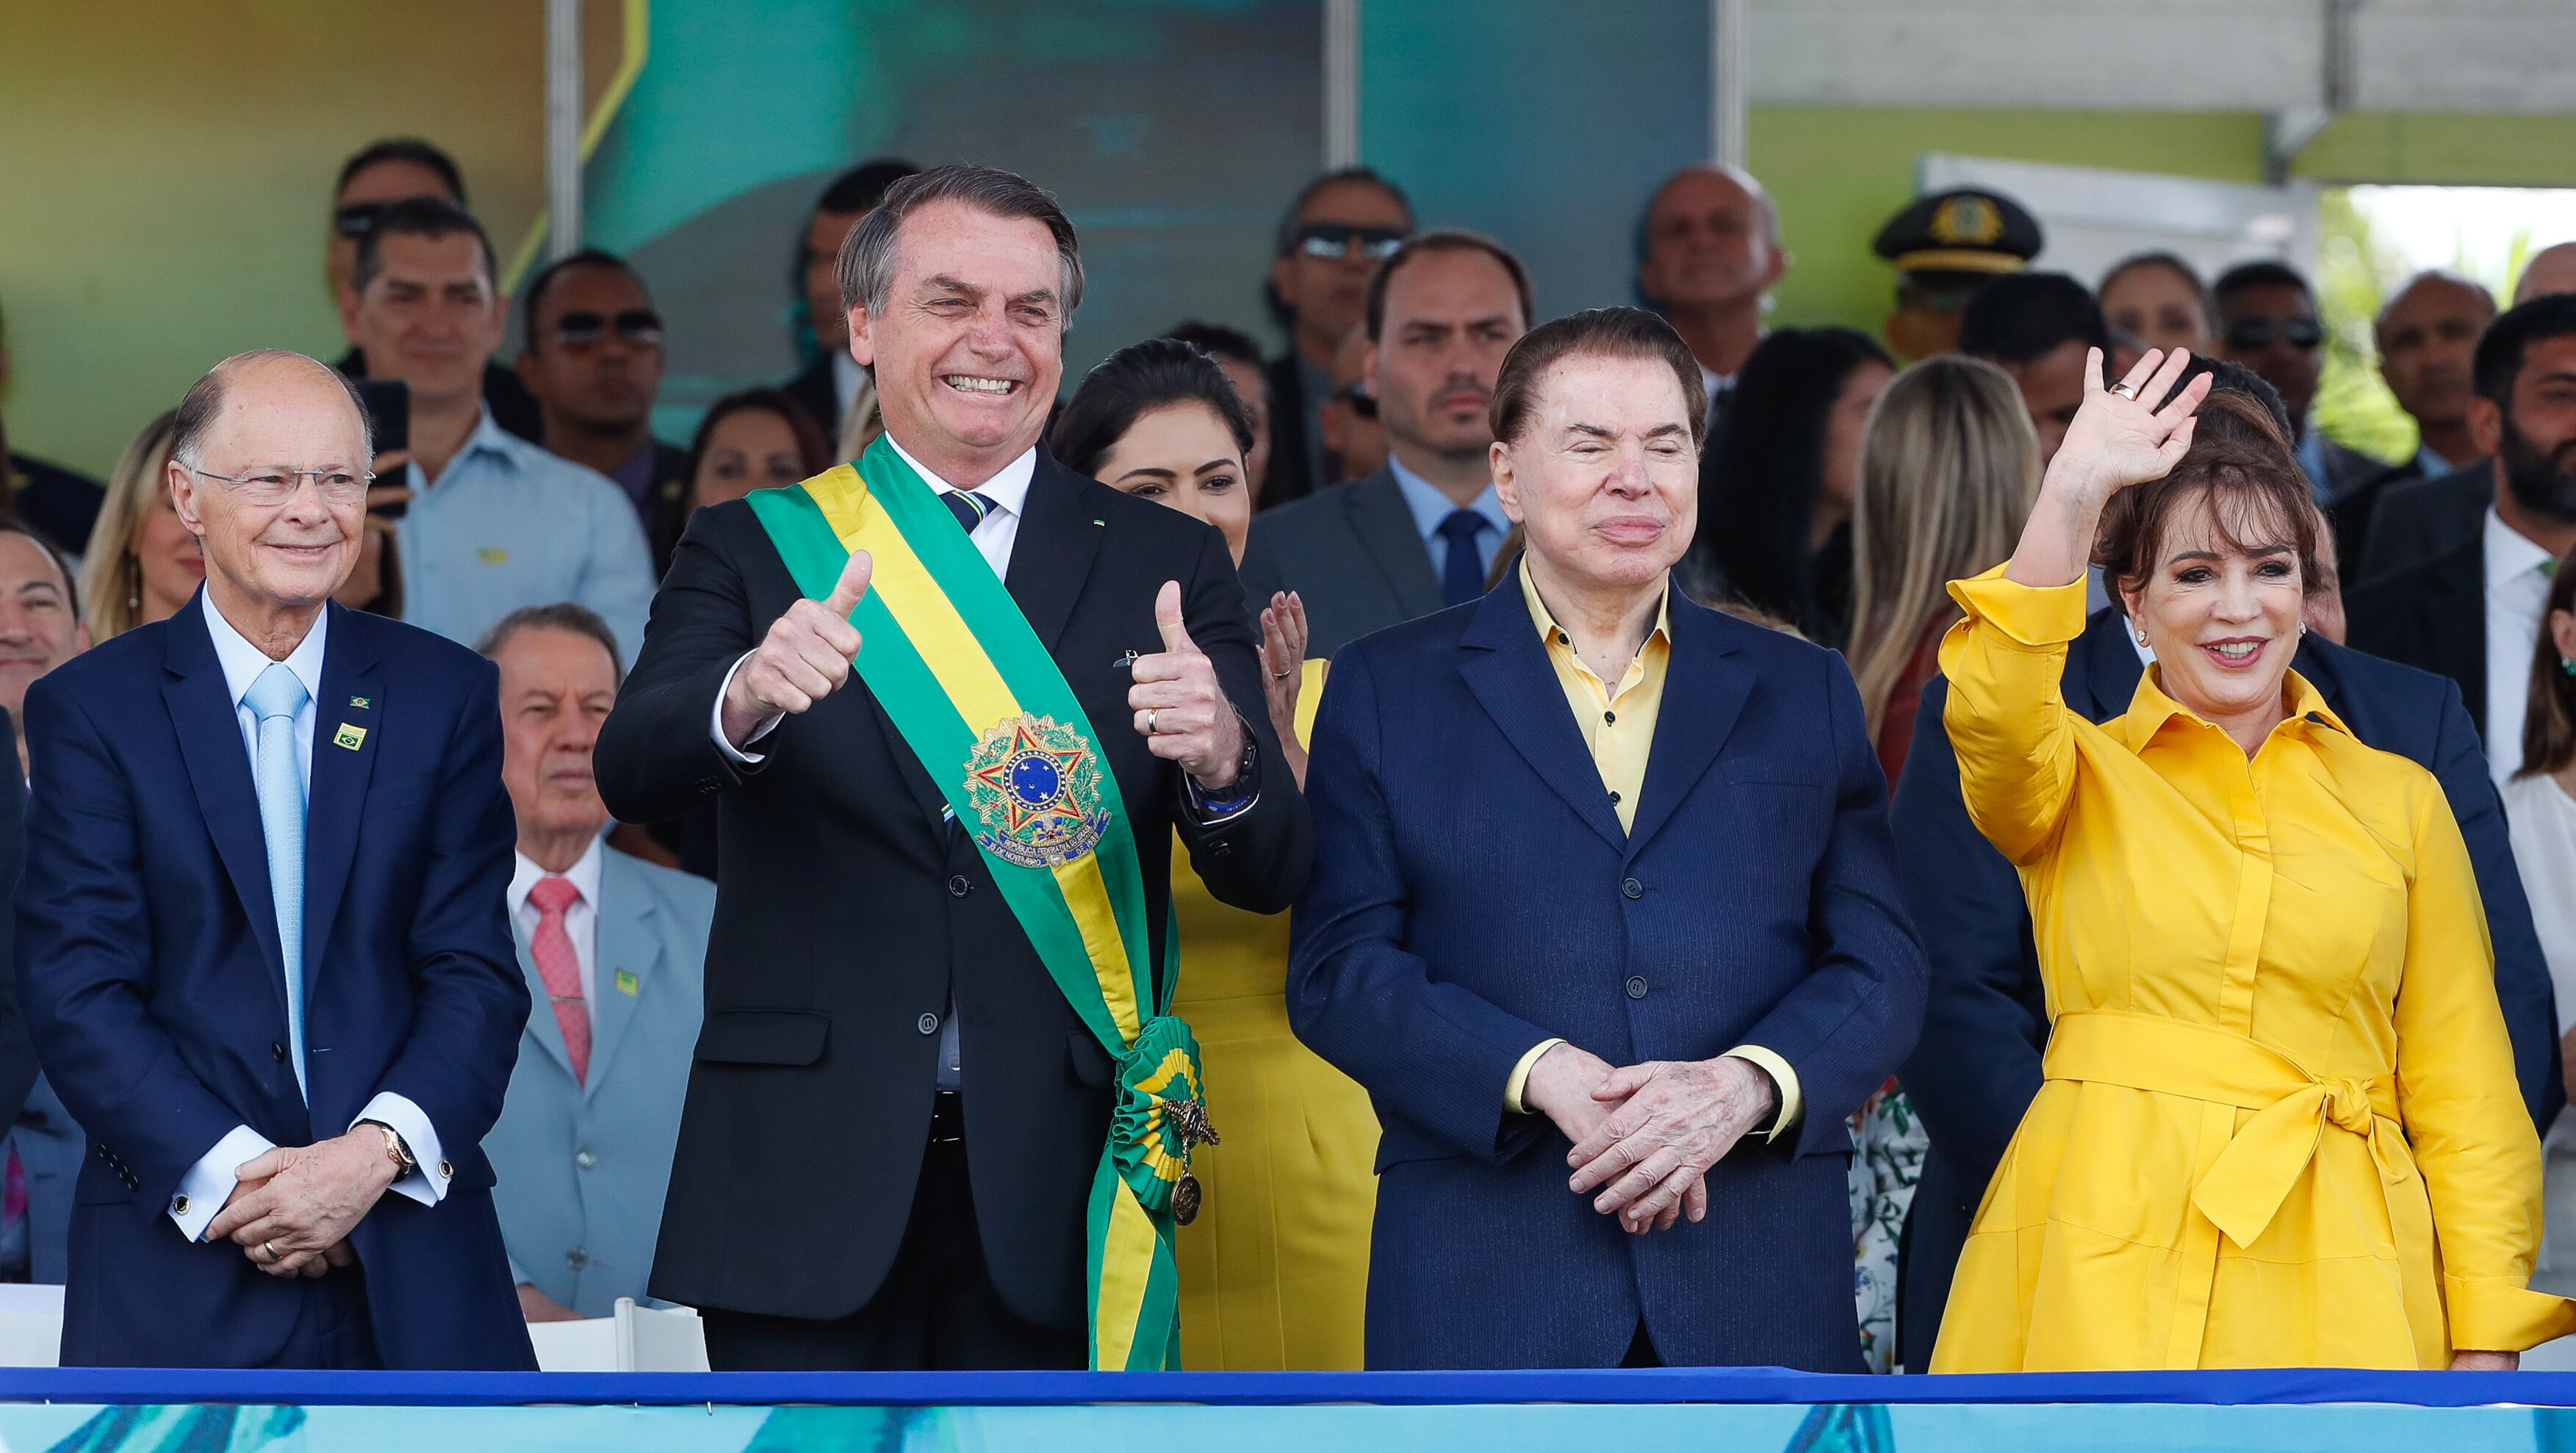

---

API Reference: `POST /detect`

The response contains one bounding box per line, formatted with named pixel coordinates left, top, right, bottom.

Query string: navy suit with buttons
left=16, top=598, right=535, bottom=1369
left=1287, top=585, right=1927, bottom=1370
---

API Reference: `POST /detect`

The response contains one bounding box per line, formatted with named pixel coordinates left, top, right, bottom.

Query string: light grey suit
left=487, top=847, right=710, bottom=1316
left=1240, top=464, right=1444, bottom=659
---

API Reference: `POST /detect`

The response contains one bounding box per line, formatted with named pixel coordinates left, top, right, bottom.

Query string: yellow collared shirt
left=1500, top=562, right=1802, bottom=1138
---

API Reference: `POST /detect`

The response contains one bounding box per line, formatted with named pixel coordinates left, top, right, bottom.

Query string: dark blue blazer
left=16, top=597, right=535, bottom=1369
left=1891, top=607, right=2561, bottom=1371
left=1287, top=584, right=1927, bottom=1371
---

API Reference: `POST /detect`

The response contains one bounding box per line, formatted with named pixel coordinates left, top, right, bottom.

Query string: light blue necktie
left=246, top=661, right=311, bottom=1101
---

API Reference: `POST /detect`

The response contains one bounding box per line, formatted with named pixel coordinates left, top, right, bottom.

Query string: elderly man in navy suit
left=477, top=603, right=710, bottom=1321
left=1289, top=307, right=1926, bottom=1371
left=17, top=350, right=533, bottom=1369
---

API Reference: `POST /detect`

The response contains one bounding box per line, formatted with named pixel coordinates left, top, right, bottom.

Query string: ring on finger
left=1148, top=709, right=1159, bottom=735
left=262, top=1240, right=279, bottom=1263
left=1270, top=666, right=1292, bottom=679
left=2108, top=381, right=2140, bottom=400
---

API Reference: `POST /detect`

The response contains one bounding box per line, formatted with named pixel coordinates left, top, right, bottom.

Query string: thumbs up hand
left=1129, top=579, right=1248, bottom=790
left=721, top=549, right=873, bottom=747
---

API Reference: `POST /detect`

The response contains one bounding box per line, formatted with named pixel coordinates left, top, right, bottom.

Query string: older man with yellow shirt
left=1287, top=306, right=1926, bottom=1371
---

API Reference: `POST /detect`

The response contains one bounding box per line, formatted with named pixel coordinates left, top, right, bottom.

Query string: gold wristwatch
left=359, top=1120, right=417, bottom=1177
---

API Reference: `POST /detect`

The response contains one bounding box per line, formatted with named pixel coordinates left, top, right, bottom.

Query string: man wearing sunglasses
left=516, top=250, right=688, bottom=574
left=326, top=138, right=543, bottom=447
left=2212, top=260, right=2383, bottom=507
left=1261, top=169, right=1414, bottom=511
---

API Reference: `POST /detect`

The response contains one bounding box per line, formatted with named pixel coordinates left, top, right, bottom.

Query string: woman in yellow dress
left=1933, top=346, right=2576, bottom=1371
left=1051, top=339, right=1376, bottom=1369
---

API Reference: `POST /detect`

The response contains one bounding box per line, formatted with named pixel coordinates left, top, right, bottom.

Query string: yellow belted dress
left=1930, top=568, right=2576, bottom=1371
left=1170, top=659, right=1378, bottom=1370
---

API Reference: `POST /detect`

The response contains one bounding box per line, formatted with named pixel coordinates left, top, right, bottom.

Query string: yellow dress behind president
left=1173, top=658, right=1377, bottom=1370
left=1932, top=569, right=2575, bottom=1371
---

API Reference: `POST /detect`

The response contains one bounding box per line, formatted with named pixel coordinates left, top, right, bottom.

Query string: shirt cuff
left=1944, top=563, right=2090, bottom=648
left=1504, top=1038, right=1567, bottom=1115
left=711, top=651, right=783, bottom=764
left=170, top=1124, right=277, bottom=1241
left=1183, top=776, right=1259, bottom=824
left=1720, top=1045, right=1803, bottom=1142
left=354, top=1092, right=450, bottom=1208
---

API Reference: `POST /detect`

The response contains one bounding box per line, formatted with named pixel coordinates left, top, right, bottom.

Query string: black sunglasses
left=550, top=309, right=666, bottom=347
left=2223, top=317, right=2324, bottom=350
left=1329, top=381, right=1378, bottom=419
left=1295, top=224, right=1406, bottom=262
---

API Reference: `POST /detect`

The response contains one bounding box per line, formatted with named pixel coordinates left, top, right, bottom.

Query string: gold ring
left=1148, top=709, right=1159, bottom=735
left=262, top=1240, right=279, bottom=1262
left=2109, top=381, right=2140, bottom=400
left=1270, top=667, right=1292, bottom=679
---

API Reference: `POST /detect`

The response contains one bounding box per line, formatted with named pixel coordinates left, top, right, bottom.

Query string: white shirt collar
left=507, top=832, right=605, bottom=920
left=883, top=433, right=1039, bottom=521
left=202, top=591, right=327, bottom=712
left=2486, top=504, right=2558, bottom=588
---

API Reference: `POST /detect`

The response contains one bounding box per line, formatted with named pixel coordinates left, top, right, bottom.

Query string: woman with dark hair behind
left=2508, top=546, right=2576, bottom=1294
left=1683, top=327, right=1893, bottom=644
left=1051, top=338, right=1375, bottom=1371
left=1935, top=345, right=2573, bottom=1370
left=670, top=388, right=832, bottom=563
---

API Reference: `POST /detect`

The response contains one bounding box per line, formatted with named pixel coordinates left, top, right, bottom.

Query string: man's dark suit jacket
left=780, top=353, right=843, bottom=443
left=1259, top=350, right=1322, bottom=511
left=2354, top=458, right=2493, bottom=584
left=18, top=599, right=536, bottom=1369
left=594, top=444, right=1311, bottom=1333
left=1288, top=583, right=1926, bottom=1371
left=7, top=455, right=106, bottom=555
left=0, top=714, right=38, bottom=1133
left=2325, top=453, right=2425, bottom=581
left=2347, top=535, right=2491, bottom=741
left=1238, top=464, right=1442, bottom=659
left=1891, top=607, right=2559, bottom=1371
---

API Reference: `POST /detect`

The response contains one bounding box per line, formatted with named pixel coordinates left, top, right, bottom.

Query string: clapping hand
left=1130, top=581, right=1247, bottom=790
left=1566, top=1057, right=1780, bottom=1234
left=721, top=549, right=874, bottom=746
left=1257, top=591, right=1310, bottom=790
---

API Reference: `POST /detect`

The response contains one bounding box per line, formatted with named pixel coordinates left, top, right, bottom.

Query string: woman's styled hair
left=79, top=409, right=181, bottom=643
left=681, top=388, right=832, bottom=512
left=1683, top=327, right=1893, bottom=636
left=1846, top=357, right=2040, bottom=742
left=2519, top=543, right=2576, bottom=779
left=2093, top=387, right=2323, bottom=605
left=1049, top=338, right=1254, bottom=479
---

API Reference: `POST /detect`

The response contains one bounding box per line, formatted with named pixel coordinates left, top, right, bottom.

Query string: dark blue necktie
left=942, top=489, right=997, bottom=535
left=1436, top=509, right=1491, bottom=607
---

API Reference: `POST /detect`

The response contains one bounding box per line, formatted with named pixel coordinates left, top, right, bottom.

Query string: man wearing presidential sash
left=596, top=165, right=1309, bottom=1371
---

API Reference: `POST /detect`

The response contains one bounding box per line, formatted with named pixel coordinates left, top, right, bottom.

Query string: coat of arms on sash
left=963, top=713, right=1111, bottom=868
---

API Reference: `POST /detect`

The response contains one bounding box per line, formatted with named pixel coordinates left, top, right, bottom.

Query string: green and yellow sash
left=746, top=436, right=1209, bottom=1371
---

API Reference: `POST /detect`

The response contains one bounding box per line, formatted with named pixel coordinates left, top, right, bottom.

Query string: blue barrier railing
left=1, top=1366, right=2574, bottom=1407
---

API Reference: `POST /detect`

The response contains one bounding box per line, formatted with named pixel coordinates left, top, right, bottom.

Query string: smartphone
left=352, top=378, right=411, bottom=519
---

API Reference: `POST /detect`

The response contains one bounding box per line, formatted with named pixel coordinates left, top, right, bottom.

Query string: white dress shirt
left=172, top=595, right=449, bottom=1244
left=712, top=437, right=1040, bottom=763
left=2486, top=505, right=2556, bottom=787
left=508, top=834, right=605, bottom=1029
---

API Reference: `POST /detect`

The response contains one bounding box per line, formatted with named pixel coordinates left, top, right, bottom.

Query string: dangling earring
left=2562, top=656, right=2575, bottom=677
left=2298, top=622, right=2308, bottom=637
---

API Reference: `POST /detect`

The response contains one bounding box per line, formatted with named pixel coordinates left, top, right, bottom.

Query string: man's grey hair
left=473, top=602, right=625, bottom=688
left=168, top=350, right=374, bottom=471
left=835, top=164, right=1084, bottom=329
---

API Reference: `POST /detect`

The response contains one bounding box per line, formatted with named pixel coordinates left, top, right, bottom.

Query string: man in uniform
left=1871, top=188, right=2043, bottom=362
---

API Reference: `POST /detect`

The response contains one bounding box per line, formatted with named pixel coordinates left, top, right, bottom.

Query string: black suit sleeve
left=1171, top=520, right=1311, bottom=915
left=597, top=507, right=767, bottom=827
left=1890, top=676, right=2049, bottom=1193
left=0, top=713, right=38, bottom=1133
left=2421, top=677, right=2561, bottom=1128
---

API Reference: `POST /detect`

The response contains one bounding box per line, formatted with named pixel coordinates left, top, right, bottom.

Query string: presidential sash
left=746, top=437, right=1212, bottom=1371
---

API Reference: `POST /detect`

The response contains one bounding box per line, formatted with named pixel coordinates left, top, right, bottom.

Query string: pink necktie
left=527, top=876, right=590, bottom=1085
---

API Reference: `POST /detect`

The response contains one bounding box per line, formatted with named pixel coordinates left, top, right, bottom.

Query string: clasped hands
left=1520, top=1042, right=1779, bottom=1235
left=204, top=1129, right=400, bottom=1278
left=723, top=552, right=1244, bottom=791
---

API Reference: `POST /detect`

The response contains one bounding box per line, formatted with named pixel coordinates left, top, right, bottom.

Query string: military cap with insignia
left=1873, top=188, right=2044, bottom=275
